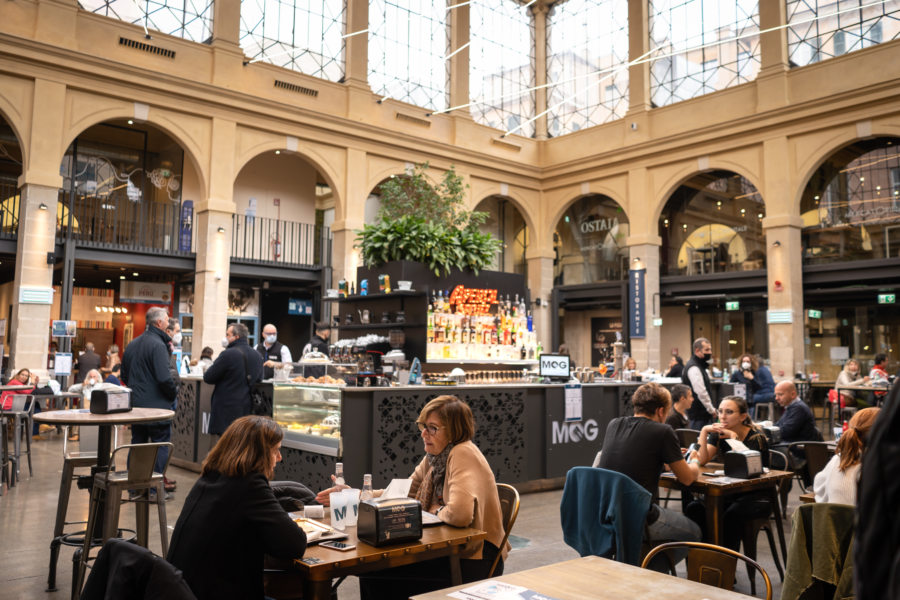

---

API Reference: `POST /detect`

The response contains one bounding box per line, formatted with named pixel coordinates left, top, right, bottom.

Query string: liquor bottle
left=527, top=310, right=533, bottom=332
left=360, top=474, right=374, bottom=502
left=350, top=282, right=356, bottom=296
left=334, top=462, right=345, bottom=487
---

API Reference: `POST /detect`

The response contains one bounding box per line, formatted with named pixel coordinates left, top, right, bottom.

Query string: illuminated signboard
left=448, top=285, right=498, bottom=315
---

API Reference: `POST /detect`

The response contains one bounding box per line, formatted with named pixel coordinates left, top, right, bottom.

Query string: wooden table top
left=660, top=466, right=793, bottom=495
left=33, top=407, right=174, bottom=425
left=835, top=383, right=889, bottom=391
left=0, top=384, right=32, bottom=391
left=411, top=555, right=751, bottom=599
left=295, top=522, right=485, bottom=579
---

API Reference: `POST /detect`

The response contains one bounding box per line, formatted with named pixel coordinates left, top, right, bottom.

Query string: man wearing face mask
left=166, top=318, right=183, bottom=386
left=681, top=337, right=718, bottom=430
left=204, top=323, right=264, bottom=436
left=255, top=324, right=293, bottom=380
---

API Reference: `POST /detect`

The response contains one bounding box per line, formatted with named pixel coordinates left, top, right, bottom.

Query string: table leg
left=707, top=496, right=722, bottom=545
left=770, top=487, right=788, bottom=563
left=302, top=577, right=333, bottom=600
left=449, top=547, right=462, bottom=586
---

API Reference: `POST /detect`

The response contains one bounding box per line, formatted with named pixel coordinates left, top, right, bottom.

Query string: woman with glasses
left=692, top=395, right=771, bottom=550
left=317, top=395, right=509, bottom=599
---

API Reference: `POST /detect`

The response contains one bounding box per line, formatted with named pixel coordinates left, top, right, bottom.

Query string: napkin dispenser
left=89, top=389, right=132, bottom=414
left=724, top=449, right=764, bottom=479
left=762, top=425, right=782, bottom=444
left=357, top=497, right=422, bottom=547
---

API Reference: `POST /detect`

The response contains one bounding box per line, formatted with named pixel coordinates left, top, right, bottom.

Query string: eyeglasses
left=416, top=422, right=443, bottom=436
left=717, top=408, right=736, bottom=415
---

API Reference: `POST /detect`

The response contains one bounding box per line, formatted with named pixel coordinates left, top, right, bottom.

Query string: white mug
left=329, top=491, right=348, bottom=530
left=343, top=488, right=361, bottom=527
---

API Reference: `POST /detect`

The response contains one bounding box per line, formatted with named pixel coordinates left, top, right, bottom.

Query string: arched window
left=475, top=196, right=528, bottom=276
left=554, top=195, right=628, bottom=285
left=659, top=171, right=765, bottom=276
left=801, top=137, right=900, bottom=264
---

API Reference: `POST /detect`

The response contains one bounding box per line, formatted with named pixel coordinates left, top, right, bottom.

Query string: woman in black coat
left=167, top=416, right=307, bottom=600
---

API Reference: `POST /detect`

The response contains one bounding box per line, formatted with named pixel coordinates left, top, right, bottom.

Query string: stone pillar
left=344, top=0, right=370, bottom=89
left=764, top=219, right=804, bottom=379
left=9, top=184, right=59, bottom=375
left=329, top=223, right=363, bottom=290
left=329, top=148, right=367, bottom=289
left=526, top=250, right=555, bottom=354
left=756, top=0, right=789, bottom=110
left=627, top=241, right=662, bottom=372
left=35, top=0, right=78, bottom=48
left=447, top=0, right=469, bottom=114
left=627, top=0, right=651, bottom=113
left=193, top=210, right=233, bottom=353
left=531, top=3, right=549, bottom=139
left=210, top=0, right=244, bottom=88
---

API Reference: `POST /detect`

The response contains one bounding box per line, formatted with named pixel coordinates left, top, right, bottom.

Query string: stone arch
left=472, top=190, right=537, bottom=244
left=61, top=109, right=209, bottom=200
left=547, top=186, right=629, bottom=240
left=651, top=162, right=765, bottom=226
left=792, top=124, right=900, bottom=215
left=0, top=99, right=27, bottom=175
left=365, top=163, right=417, bottom=198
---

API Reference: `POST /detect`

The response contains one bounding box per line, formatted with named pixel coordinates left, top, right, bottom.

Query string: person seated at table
left=836, top=358, right=871, bottom=409
left=814, top=407, right=880, bottom=504
left=103, top=363, right=122, bottom=386
left=694, top=396, right=771, bottom=550
left=167, top=415, right=308, bottom=600
left=1, top=368, right=54, bottom=437
left=730, top=353, right=776, bottom=410
left=868, top=353, right=889, bottom=404
left=598, top=383, right=702, bottom=568
left=316, top=395, right=510, bottom=599
left=773, top=380, right=821, bottom=487
left=665, top=384, right=692, bottom=430
left=665, top=355, right=684, bottom=378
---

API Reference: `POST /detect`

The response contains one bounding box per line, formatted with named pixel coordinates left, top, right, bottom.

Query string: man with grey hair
left=681, top=337, right=717, bottom=430
left=204, top=322, right=263, bottom=435
left=121, top=306, right=179, bottom=497
left=75, top=341, right=102, bottom=384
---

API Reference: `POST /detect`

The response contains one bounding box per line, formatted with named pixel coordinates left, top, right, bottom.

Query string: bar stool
left=8, top=395, right=36, bottom=483
left=73, top=442, right=172, bottom=598
left=753, top=401, right=775, bottom=422
left=47, top=425, right=118, bottom=592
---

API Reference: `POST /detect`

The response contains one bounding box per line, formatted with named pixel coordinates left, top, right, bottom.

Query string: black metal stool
left=73, top=442, right=173, bottom=598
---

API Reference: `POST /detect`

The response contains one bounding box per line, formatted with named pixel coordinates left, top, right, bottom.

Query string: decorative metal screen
left=546, top=0, right=629, bottom=137
left=469, top=1, right=535, bottom=137
left=649, top=0, right=760, bottom=108
left=368, top=0, right=449, bottom=112
left=240, top=0, right=345, bottom=81
left=79, top=0, right=214, bottom=43
left=787, top=0, right=900, bottom=67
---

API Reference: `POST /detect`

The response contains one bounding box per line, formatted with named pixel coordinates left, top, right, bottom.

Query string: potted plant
left=355, top=163, right=501, bottom=276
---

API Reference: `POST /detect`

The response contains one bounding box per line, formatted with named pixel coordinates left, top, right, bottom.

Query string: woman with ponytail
left=691, top=396, right=771, bottom=550
left=814, top=407, right=880, bottom=504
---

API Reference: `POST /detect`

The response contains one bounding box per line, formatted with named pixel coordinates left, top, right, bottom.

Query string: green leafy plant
left=355, top=163, right=501, bottom=276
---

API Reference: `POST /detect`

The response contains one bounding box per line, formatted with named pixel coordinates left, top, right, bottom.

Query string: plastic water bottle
left=334, top=462, right=345, bottom=487
left=360, top=474, right=374, bottom=502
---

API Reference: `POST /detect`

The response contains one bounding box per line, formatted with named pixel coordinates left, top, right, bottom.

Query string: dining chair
left=488, top=483, right=521, bottom=578
left=8, top=394, right=36, bottom=482
left=769, top=450, right=791, bottom=519
left=641, top=541, right=772, bottom=600
left=675, top=428, right=700, bottom=447
left=787, top=441, right=833, bottom=493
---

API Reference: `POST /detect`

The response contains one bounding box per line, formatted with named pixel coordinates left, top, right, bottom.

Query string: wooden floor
left=0, top=427, right=797, bottom=599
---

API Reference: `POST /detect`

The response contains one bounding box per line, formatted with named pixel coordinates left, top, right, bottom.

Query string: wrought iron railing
left=231, top=213, right=330, bottom=268
left=0, top=177, right=19, bottom=240
left=56, top=193, right=194, bottom=254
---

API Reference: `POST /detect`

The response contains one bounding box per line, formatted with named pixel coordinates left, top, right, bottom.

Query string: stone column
left=344, top=0, right=370, bottom=89
left=764, top=219, right=804, bottom=379
left=531, top=3, right=549, bottom=139
left=627, top=241, right=662, bottom=372
left=756, top=0, right=789, bottom=110
left=9, top=184, right=59, bottom=375
left=211, top=0, right=244, bottom=88
left=447, top=0, right=469, bottom=114
left=526, top=250, right=555, bottom=354
left=627, top=0, right=651, bottom=114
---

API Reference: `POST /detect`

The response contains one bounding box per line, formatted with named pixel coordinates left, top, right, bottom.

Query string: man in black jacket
left=121, top=306, right=179, bottom=483
left=75, top=342, right=103, bottom=383
left=681, top=337, right=717, bottom=430
left=203, top=323, right=263, bottom=435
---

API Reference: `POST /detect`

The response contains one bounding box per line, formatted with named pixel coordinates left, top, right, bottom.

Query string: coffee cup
left=397, top=280, right=412, bottom=290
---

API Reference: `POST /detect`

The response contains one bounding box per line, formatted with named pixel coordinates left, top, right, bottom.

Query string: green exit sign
left=808, top=309, right=822, bottom=319
left=878, top=294, right=896, bottom=304
left=725, top=301, right=740, bottom=311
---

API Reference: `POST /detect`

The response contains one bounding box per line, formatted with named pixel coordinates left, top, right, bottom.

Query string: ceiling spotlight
left=133, top=272, right=139, bottom=277
left=127, top=119, right=134, bottom=125
left=120, top=275, right=126, bottom=279
left=95, top=306, right=101, bottom=312
left=123, top=308, right=128, bottom=314
left=105, top=279, right=111, bottom=283
left=275, top=150, right=281, bottom=155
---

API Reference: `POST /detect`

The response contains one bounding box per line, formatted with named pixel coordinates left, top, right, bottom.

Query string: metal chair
left=675, top=428, right=700, bottom=447
left=488, top=483, right=521, bottom=578
left=769, top=450, right=791, bottom=519
left=741, top=505, right=785, bottom=595
left=8, top=394, right=36, bottom=482
left=787, top=441, right=833, bottom=493
left=74, top=442, right=173, bottom=598
left=0, top=406, right=9, bottom=494
left=641, top=541, right=773, bottom=600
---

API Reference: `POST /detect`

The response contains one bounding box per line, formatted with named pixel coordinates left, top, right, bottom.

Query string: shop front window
left=554, top=195, right=628, bottom=285
left=805, top=305, right=899, bottom=380
left=475, top=196, right=528, bottom=277
left=801, top=137, right=900, bottom=264
left=659, top=170, right=766, bottom=276
left=691, top=305, right=769, bottom=374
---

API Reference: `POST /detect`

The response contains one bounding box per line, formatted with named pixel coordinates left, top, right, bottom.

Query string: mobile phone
left=319, top=541, right=355, bottom=551
left=683, top=443, right=700, bottom=461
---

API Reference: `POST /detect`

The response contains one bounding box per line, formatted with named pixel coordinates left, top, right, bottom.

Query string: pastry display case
left=272, top=383, right=343, bottom=456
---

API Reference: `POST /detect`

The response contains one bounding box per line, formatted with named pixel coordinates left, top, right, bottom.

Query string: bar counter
left=171, top=377, right=735, bottom=493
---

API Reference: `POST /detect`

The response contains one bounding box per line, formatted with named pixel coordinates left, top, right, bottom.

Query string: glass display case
left=272, top=383, right=343, bottom=456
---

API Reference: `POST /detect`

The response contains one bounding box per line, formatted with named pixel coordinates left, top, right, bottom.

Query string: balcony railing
left=231, top=213, right=330, bottom=268
left=56, top=193, right=194, bottom=255
left=0, top=177, right=19, bottom=240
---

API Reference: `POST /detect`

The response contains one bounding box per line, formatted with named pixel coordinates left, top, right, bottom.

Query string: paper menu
left=383, top=478, right=412, bottom=499
left=449, top=582, right=562, bottom=600
left=724, top=438, right=749, bottom=452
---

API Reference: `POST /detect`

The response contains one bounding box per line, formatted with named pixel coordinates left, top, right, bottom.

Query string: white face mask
left=172, top=332, right=183, bottom=345
left=222, top=337, right=230, bottom=348
left=741, top=361, right=751, bottom=370
left=265, top=334, right=277, bottom=344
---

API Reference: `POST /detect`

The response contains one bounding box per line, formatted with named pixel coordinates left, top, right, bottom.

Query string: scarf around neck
left=415, top=443, right=454, bottom=511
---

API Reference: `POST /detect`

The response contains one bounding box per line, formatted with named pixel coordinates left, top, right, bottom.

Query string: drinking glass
left=330, top=491, right=348, bottom=530
left=343, top=488, right=360, bottom=527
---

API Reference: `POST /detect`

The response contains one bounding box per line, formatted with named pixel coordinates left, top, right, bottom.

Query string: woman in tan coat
left=318, top=395, right=508, bottom=599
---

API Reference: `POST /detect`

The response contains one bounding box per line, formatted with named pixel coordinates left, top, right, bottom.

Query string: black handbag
left=240, top=347, right=269, bottom=416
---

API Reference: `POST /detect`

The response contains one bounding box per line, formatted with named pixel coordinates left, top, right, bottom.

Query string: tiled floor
left=1, top=428, right=797, bottom=599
